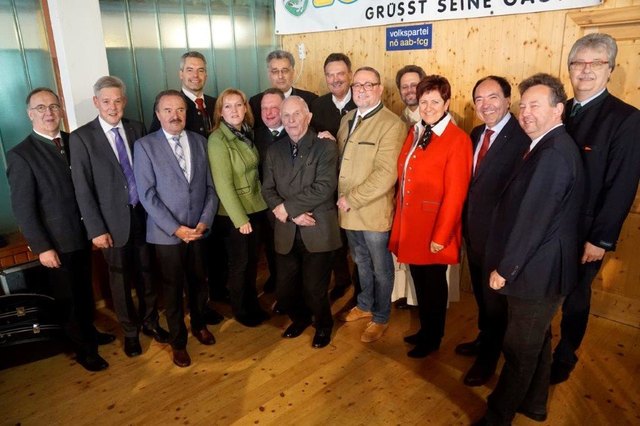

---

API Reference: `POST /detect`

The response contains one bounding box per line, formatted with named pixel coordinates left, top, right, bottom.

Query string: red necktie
left=52, top=137, right=62, bottom=150
left=195, top=98, right=212, bottom=134
left=474, top=129, right=494, bottom=176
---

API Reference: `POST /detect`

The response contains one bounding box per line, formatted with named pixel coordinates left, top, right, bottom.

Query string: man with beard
left=395, top=65, right=426, bottom=126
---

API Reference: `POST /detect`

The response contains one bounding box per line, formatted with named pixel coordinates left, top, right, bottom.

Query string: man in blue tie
left=70, top=76, right=169, bottom=358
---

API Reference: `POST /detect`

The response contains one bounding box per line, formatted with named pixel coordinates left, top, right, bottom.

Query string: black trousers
left=258, top=209, right=278, bottom=287
left=553, top=259, right=602, bottom=367
left=217, top=213, right=263, bottom=318
left=469, top=256, right=507, bottom=362
left=487, top=294, right=563, bottom=425
left=101, top=204, right=159, bottom=337
left=207, top=219, right=229, bottom=300
left=276, top=232, right=334, bottom=331
left=331, top=229, right=353, bottom=290
left=409, top=264, right=448, bottom=346
left=48, top=247, right=97, bottom=357
left=154, top=240, right=208, bottom=350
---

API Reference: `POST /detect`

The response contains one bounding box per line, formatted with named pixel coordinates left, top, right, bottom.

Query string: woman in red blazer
left=389, top=75, right=472, bottom=358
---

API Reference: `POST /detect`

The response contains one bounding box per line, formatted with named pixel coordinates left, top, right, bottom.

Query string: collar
left=529, top=123, right=563, bottom=150
left=162, top=129, right=184, bottom=141
left=403, top=106, right=421, bottom=125
left=356, top=101, right=382, bottom=118
left=268, top=125, right=285, bottom=134
left=181, top=88, right=202, bottom=104
left=332, top=90, right=352, bottom=110
left=98, top=116, right=124, bottom=134
left=574, top=88, right=606, bottom=107
left=283, top=87, right=293, bottom=98
left=485, top=112, right=511, bottom=135
left=33, top=129, right=61, bottom=142
left=413, top=113, right=452, bottom=138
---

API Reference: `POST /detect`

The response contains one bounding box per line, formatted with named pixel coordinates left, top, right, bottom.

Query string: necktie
left=111, top=128, right=139, bottom=205
left=418, top=126, right=433, bottom=150
left=52, top=137, right=62, bottom=150
left=195, top=98, right=212, bottom=134
left=291, top=142, right=298, bottom=161
left=349, top=115, right=362, bottom=136
left=172, top=136, right=188, bottom=179
left=474, top=129, right=494, bottom=176
left=570, top=102, right=582, bottom=118
left=271, top=129, right=279, bottom=137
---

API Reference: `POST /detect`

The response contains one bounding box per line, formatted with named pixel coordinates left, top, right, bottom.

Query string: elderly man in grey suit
left=261, top=96, right=341, bottom=349
left=133, top=90, right=218, bottom=367
left=71, top=76, right=169, bottom=358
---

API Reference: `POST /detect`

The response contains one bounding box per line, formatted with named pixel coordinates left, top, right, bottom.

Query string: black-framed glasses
left=30, top=104, right=61, bottom=114
left=569, top=60, right=609, bottom=71
left=351, top=82, right=380, bottom=92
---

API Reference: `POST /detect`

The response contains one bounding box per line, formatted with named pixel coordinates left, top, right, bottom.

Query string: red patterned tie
left=195, top=98, right=212, bottom=134
left=474, top=129, right=494, bottom=176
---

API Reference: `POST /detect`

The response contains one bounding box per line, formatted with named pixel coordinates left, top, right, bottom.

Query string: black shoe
left=77, top=353, right=109, bottom=372
left=517, top=407, right=548, bottom=422
left=172, top=348, right=191, bottom=368
left=403, top=332, right=423, bottom=346
left=550, top=361, right=574, bottom=385
left=282, top=322, right=310, bottom=338
left=142, top=325, right=170, bottom=343
left=235, top=314, right=263, bottom=328
left=272, top=301, right=285, bottom=315
left=394, top=297, right=410, bottom=309
left=263, top=277, right=276, bottom=294
left=312, top=329, right=332, bottom=348
left=455, top=337, right=482, bottom=356
left=329, top=285, right=349, bottom=301
left=203, top=308, right=225, bottom=325
left=96, top=331, right=116, bottom=345
left=124, top=336, right=142, bottom=357
left=463, top=358, right=498, bottom=387
left=407, top=343, right=439, bottom=358
left=192, top=327, right=216, bottom=345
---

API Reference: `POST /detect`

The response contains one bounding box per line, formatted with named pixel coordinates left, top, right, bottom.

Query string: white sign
left=275, top=0, right=603, bottom=35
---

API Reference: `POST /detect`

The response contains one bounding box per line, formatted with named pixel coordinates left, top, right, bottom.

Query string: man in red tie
left=457, top=76, right=529, bottom=387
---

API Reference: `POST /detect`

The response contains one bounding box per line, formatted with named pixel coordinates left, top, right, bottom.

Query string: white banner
left=275, top=0, right=602, bottom=35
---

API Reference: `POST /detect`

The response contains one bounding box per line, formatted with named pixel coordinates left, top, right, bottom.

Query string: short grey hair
left=266, top=50, right=295, bottom=68
left=93, top=76, right=126, bottom=97
left=281, top=95, right=309, bottom=113
left=568, top=33, right=617, bottom=71
left=180, top=51, right=207, bottom=70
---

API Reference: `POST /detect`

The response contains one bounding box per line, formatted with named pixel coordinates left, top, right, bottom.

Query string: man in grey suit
left=261, top=96, right=341, bottom=348
left=133, top=90, right=218, bottom=367
left=70, top=76, right=169, bottom=358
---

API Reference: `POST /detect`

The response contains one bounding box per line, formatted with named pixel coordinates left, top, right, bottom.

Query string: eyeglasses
left=569, top=60, right=609, bottom=71
left=270, top=68, right=291, bottom=76
left=351, top=82, right=380, bottom=92
left=30, top=104, right=61, bottom=114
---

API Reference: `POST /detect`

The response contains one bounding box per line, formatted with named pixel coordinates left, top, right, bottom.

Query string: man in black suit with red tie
left=551, top=33, right=640, bottom=384
left=70, top=76, right=169, bottom=358
left=249, top=50, right=317, bottom=130
left=457, top=76, right=530, bottom=387
left=475, top=74, right=584, bottom=425
left=7, top=88, right=112, bottom=372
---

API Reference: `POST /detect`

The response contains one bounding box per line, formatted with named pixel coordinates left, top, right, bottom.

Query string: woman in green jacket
left=208, top=88, right=269, bottom=327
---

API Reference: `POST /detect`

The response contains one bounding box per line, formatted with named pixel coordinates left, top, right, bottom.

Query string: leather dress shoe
left=282, top=322, right=310, bottom=338
left=394, top=297, right=410, bottom=309
left=455, top=337, right=482, bottom=356
left=550, top=361, right=574, bottom=385
left=192, top=327, right=216, bottom=345
left=403, top=332, right=423, bottom=345
left=272, top=301, right=285, bottom=315
left=124, top=336, right=142, bottom=357
left=203, top=308, right=224, bottom=325
left=517, top=407, right=548, bottom=422
left=172, top=349, right=191, bottom=368
left=77, top=353, right=109, bottom=372
left=96, top=331, right=116, bottom=345
left=142, top=325, right=170, bottom=343
left=463, top=358, right=498, bottom=387
left=407, top=343, right=439, bottom=358
left=312, top=329, right=331, bottom=348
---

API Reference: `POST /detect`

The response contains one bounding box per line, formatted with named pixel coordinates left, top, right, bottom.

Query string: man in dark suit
left=70, top=76, right=169, bottom=358
left=6, top=88, right=111, bottom=372
left=551, top=33, right=640, bottom=384
left=457, top=76, right=530, bottom=387
left=476, top=74, right=584, bottom=425
left=133, top=90, right=218, bottom=368
left=249, top=50, right=317, bottom=130
left=261, top=96, right=341, bottom=348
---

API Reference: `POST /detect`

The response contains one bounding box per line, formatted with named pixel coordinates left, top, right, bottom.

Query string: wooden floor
left=1, top=288, right=638, bottom=425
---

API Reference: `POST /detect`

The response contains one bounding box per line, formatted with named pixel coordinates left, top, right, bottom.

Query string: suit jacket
left=310, top=92, right=357, bottom=137
left=485, top=126, right=585, bottom=299
left=133, top=129, right=218, bottom=245
left=207, top=123, right=267, bottom=227
left=6, top=132, right=87, bottom=254
left=70, top=117, right=147, bottom=247
left=464, top=114, right=530, bottom=264
left=149, top=90, right=217, bottom=138
left=564, top=90, right=640, bottom=251
left=249, top=87, right=318, bottom=129
left=254, top=126, right=288, bottom=181
left=261, top=130, right=341, bottom=254
left=337, top=104, right=406, bottom=232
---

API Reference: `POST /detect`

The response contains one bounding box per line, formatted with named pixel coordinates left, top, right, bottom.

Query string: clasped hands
left=175, top=222, right=208, bottom=243
left=273, top=203, right=316, bottom=226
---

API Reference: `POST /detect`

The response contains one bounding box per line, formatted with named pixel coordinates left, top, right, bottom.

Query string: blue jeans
left=345, top=230, right=394, bottom=324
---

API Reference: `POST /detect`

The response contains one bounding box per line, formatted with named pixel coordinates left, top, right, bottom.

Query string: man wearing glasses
left=336, top=67, right=406, bottom=343
left=249, top=50, right=318, bottom=129
left=395, top=65, right=426, bottom=126
left=7, top=88, right=111, bottom=372
left=551, top=33, right=640, bottom=384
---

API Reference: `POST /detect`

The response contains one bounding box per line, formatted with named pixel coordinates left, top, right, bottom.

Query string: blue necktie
left=111, top=128, right=138, bottom=206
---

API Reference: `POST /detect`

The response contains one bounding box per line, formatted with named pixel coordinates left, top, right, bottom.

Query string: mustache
left=169, top=118, right=183, bottom=124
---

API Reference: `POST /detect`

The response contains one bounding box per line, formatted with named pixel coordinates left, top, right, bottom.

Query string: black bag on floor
left=0, top=293, right=63, bottom=347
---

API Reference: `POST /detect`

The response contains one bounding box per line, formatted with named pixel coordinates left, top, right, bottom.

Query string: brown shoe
left=361, top=321, right=388, bottom=342
left=172, top=349, right=191, bottom=367
left=339, top=306, right=373, bottom=322
left=192, top=327, right=216, bottom=345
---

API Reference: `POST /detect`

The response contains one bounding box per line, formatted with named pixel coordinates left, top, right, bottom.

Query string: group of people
left=6, top=32, right=639, bottom=425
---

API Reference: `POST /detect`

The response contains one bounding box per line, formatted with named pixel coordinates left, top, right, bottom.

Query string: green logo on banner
left=284, top=0, right=308, bottom=16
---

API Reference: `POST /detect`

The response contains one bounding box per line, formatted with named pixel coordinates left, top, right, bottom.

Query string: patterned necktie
left=52, top=137, right=62, bottom=150
left=291, top=142, right=298, bottom=161
left=271, top=129, right=279, bottom=137
left=172, top=135, right=188, bottom=179
left=195, top=98, right=212, bottom=134
left=474, top=129, right=494, bottom=176
left=570, top=102, right=582, bottom=118
left=111, top=128, right=139, bottom=205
